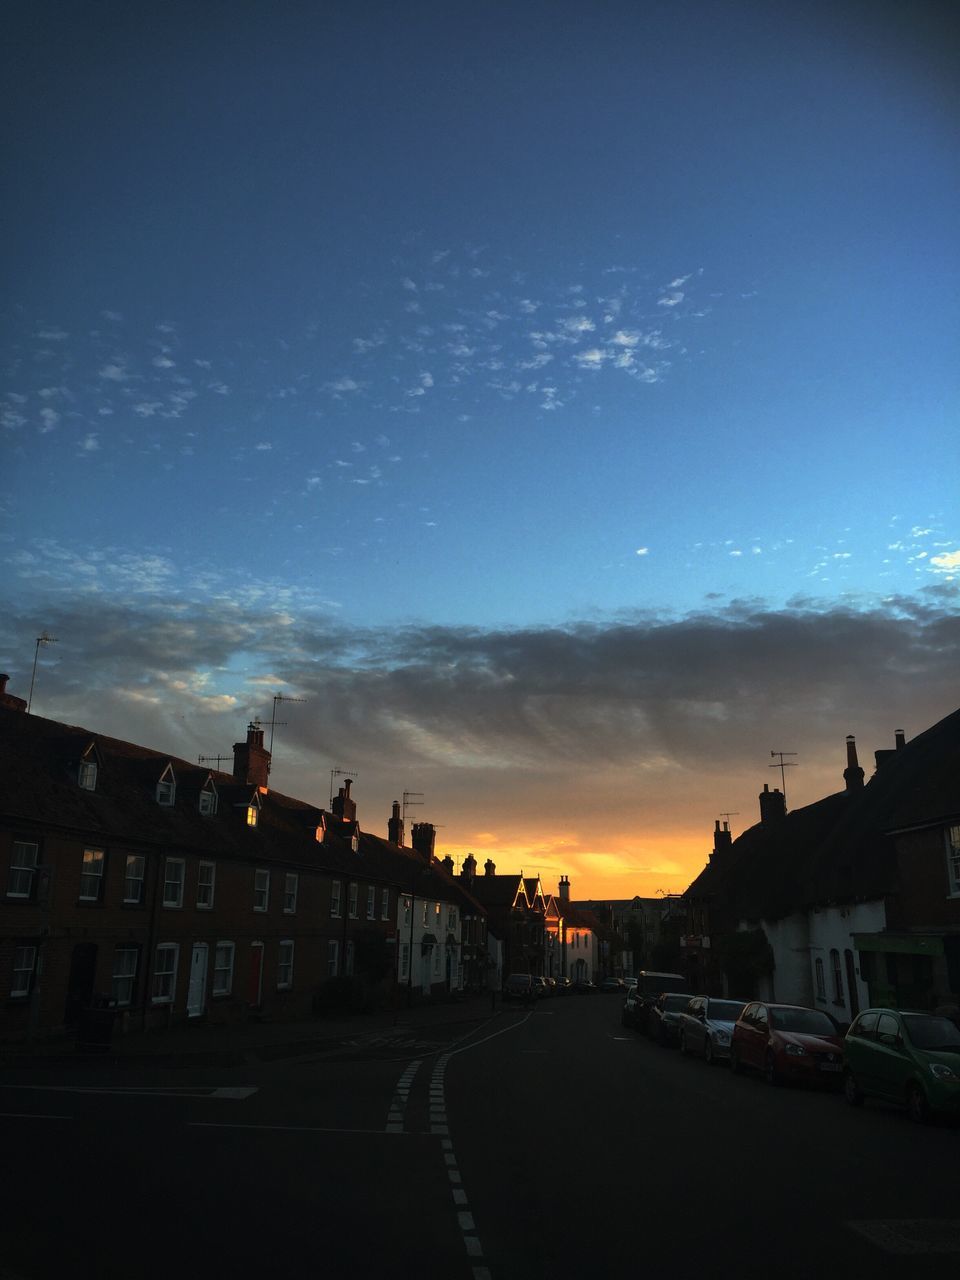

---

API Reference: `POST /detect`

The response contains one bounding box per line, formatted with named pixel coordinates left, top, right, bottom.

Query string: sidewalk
left=0, top=992, right=499, bottom=1071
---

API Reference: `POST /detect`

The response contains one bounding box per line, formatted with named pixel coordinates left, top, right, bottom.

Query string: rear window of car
left=663, top=994, right=690, bottom=1011
left=706, top=1000, right=745, bottom=1021
left=770, top=1008, right=836, bottom=1035
left=902, top=1014, right=960, bottom=1049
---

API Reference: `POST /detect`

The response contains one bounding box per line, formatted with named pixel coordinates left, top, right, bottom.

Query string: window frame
left=156, top=765, right=176, bottom=807
left=946, top=824, right=960, bottom=896
left=327, top=938, right=339, bottom=978
left=162, top=857, right=185, bottom=909
left=123, top=853, right=146, bottom=905
left=283, top=872, right=298, bottom=915
left=814, top=956, right=826, bottom=1000
left=79, top=847, right=106, bottom=902
left=78, top=759, right=98, bottom=791
left=830, top=948, right=844, bottom=1004
left=151, top=942, right=179, bottom=1004
left=11, top=945, right=36, bottom=998
left=112, top=946, right=139, bottom=1007
left=381, top=886, right=390, bottom=921
left=277, top=940, right=295, bottom=989
left=212, top=941, right=235, bottom=996
left=197, top=861, right=216, bottom=909
left=348, top=882, right=358, bottom=918
left=366, top=885, right=376, bottom=920
left=253, top=867, right=270, bottom=912
left=330, top=879, right=342, bottom=918
left=199, top=786, right=218, bottom=816
left=7, top=840, right=39, bottom=900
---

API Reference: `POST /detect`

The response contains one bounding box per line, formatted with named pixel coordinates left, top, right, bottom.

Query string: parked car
left=554, top=976, right=573, bottom=995
left=574, top=979, right=596, bottom=993
left=729, top=1002, right=843, bottom=1085
left=599, top=977, right=625, bottom=993
left=843, top=1008, right=960, bottom=1123
left=503, top=974, right=535, bottom=1002
left=678, top=996, right=748, bottom=1064
left=648, top=992, right=694, bottom=1046
left=532, top=976, right=551, bottom=999
left=541, top=976, right=557, bottom=996
left=622, top=970, right=689, bottom=1032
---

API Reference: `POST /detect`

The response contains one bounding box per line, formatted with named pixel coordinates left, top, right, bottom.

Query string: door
left=187, top=943, right=208, bottom=1018
left=248, top=942, right=264, bottom=1008
left=64, top=943, right=98, bottom=1025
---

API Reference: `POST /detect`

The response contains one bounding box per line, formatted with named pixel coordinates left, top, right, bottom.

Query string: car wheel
left=764, top=1051, right=781, bottom=1086
left=906, top=1083, right=930, bottom=1125
left=704, top=1037, right=714, bottom=1067
left=843, top=1069, right=864, bottom=1107
left=729, top=1045, right=741, bottom=1073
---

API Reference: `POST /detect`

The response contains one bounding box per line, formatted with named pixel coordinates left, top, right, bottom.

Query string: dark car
left=622, top=970, right=689, bottom=1032
left=843, top=1008, right=960, bottom=1123
left=599, top=977, right=626, bottom=993
left=574, top=979, right=596, bottom=993
left=502, top=973, right=535, bottom=1002
left=554, top=976, right=573, bottom=995
left=648, top=992, right=694, bottom=1046
left=730, top=1002, right=843, bottom=1085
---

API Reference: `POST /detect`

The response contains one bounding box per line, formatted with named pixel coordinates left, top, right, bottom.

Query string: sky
left=2, top=0, right=958, bottom=900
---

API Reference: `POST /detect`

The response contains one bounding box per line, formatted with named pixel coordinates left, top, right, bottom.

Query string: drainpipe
left=140, top=849, right=163, bottom=1032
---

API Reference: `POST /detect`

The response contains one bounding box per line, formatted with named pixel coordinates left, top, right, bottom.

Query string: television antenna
left=269, top=693, right=306, bottom=755
left=770, top=751, right=798, bottom=806
left=198, top=754, right=231, bottom=770
left=402, top=791, right=424, bottom=821
left=28, top=631, right=58, bottom=714
left=330, top=767, right=358, bottom=808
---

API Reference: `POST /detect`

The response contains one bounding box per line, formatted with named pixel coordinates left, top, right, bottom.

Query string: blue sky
left=3, top=1, right=958, bottom=895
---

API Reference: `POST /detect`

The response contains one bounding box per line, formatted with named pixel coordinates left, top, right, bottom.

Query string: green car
left=843, top=1008, right=960, bottom=1123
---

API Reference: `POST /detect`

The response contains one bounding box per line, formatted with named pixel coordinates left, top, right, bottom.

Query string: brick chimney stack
left=844, top=735, right=865, bottom=792
left=461, top=853, right=477, bottom=884
left=558, top=874, right=570, bottom=902
left=441, top=854, right=455, bottom=874
left=332, top=778, right=357, bottom=823
left=711, top=819, right=733, bottom=860
left=233, top=722, right=271, bottom=788
left=759, top=783, right=786, bottom=825
left=388, top=799, right=404, bottom=847
left=411, top=822, right=436, bottom=861
left=484, top=858, right=496, bottom=877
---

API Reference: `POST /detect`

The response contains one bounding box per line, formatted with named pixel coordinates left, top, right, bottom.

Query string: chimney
left=331, top=778, right=357, bottom=823
left=441, top=854, right=454, bottom=874
left=461, top=853, right=477, bottom=884
left=558, top=874, right=570, bottom=902
left=875, top=729, right=909, bottom=773
left=411, top=822, right=436, bottom=861
left=233, top=722, right=271, bottom=788
left=759, top=783, right=786, bottom=825
left=895, top=729, right=906, bottom=750
left=711, top=819, right=733, bottom=861
left=484, top=858, right=496, bottom=877
left=0, top=675, right=27, bottom=713
left=388, top=799, right=404, bottom=847
left=843, top=735, right=865, bottom=792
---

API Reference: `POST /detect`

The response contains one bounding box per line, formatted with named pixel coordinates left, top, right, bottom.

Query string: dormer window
left=156, top=765, right=176, bottom=807
left=351, top=831, right=359, bottom=853
left=199, top=782, right=218, bottom=816
left=315, top=825, right=324, bottom=844
left=246, top=805, right=259, bottom=827
left=78, top=760, right=98, bottom=791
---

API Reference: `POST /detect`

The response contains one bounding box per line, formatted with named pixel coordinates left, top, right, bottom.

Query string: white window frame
left=330, top=879, right=342, bottom=917
left=277, top=940, right=295, bottom=989
left=162, top=857, right=185, bottom=908
left=213, top=941, right=235, bottom=996
left=283, top=872, right=298, bottom=914
left=814, top=956, right=826, bottom=1000
left=11, top=945, right=36, bottom=998
left=366, top=885, right=376, bottom=919
left=78, top=759, right=98, bottom=791
left=254, top=868, right=270, bottom=912
left=7, top=841, right=39, bottom=899
left=381, top=886, right=390, bottom=921
left=348, top=882, right=358, bottom=918
left=112, top=946, right=139, bottom=1006
left=830, top=948, right=844, bottom=1003
left=151, top=942, right=179, bottom=1004
left=327, top=938, right=339, bottom=978
left=123, top=853, right=145, bottom=904
left=947, top=824, right=960, bottom=896
left=199, top=786, right=218, bottom=816
left=196, top=861, right=215, bottom=909
left=156, top=766, right=176, bottom=807
left=79, top=847, right=106, bottom=901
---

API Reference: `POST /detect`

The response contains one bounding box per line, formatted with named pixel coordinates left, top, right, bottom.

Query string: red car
left=729, top=1002, right=843, bottom=1086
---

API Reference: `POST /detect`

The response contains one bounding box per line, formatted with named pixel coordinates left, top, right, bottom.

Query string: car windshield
left=663, top=994, right=690, bottom=1011
left=902, top=1014, right=960, bottom=1049
left=707, top=1000, right=745, bottom=1022
left=770, top=1008, right=836, bottom=1035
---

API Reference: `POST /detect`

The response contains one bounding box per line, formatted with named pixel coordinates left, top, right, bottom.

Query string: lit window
left=78, top=760, right=98, bottom=791
left=213, top=942, right=235, bottom=995
left=123, top=854, right=145, bottom=904
left=351, top=831, right=359, bottom=853
left=283, top=872, right=298, bottom=914
left=152, top=943, right=179, bottom=1003
left=277, top=940, right=294, bottom=989
left=199, top=787, right=217, bottom=816
left=366, top=885, right=375, bottom=919
left=197, top=862, right=215, bottom=909
left=79, top=848, right=105, bottom=901
left=162, top=858, right=185, bottom=908
left=330, top=880, right=342, bottom=917
left=246, top=805, right=259, bottom=827
left=156, top=766, right=176, bottom=806
left=947, top=825, right=960, bottom=895
left=7, top=841, right=38, bottom=899
left=11, top=946, right=36, bottom=998
left=348, top=882, right=358, bottom=918
left=253, top=868, right=270, bottom=912
left=112, top=947, right=139, bottom=1006
left=381, top=887, right=390, bottom=921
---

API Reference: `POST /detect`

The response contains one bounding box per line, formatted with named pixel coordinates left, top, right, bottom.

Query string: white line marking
left=188, top=1122, right=408, bottom=1135
left=473, top=1269, right=492, bottom=1280
left=458, top=1212, right=476, bottom=1231
left=0, top=1112, right=71, bottom=1120
left=448, top=1170, right=462, bottom=1184
left=453, top=1189, right=468, bottom=1205
left=464, top=1237, right=483, bottom=1258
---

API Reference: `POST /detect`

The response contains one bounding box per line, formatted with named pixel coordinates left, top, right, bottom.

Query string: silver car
left=678, top=996, right=747, bottom=1065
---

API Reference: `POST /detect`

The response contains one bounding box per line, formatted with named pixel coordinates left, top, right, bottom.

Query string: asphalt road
left=1, top=995, right=957, bottom=1279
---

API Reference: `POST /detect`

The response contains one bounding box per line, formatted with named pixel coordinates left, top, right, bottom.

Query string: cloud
left=657, top=291, right=684, bottom=308
left=326, top=377, right=362, bottom=394
left=931, top=550, right=960, bottom=572
left=99, top=361, right=130, bottom=382
left=78, top=433, right=100, bottom=452
left=636, top=547, right=650, bottom=556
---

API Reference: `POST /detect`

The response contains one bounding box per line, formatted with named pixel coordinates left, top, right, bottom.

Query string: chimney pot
left=895, top=729, right=906, bottom=750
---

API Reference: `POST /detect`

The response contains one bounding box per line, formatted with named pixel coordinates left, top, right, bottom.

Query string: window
left=345, top=940, right=355, bottom=976
left=156, top=766, right=176, bottom=806
left=199, top=786, right=218, bottom=816
left=11, top=946, right=36, bottom=998
left=283, top=872, right=298, bottom=914
left=947, top=825, right=960, bottom=895
left=112, top=947, right=139, bottom=1006
left=197, top=862, right=215, bottom=909
left=327, top=939, right=339, bottom=977
left=152, top=943, right=179, bottom=1003
left=830, top=948, right=844, bottom=1003
left=246, top=804, right=259, bottom=827
left=348, top=882, right=358, bottom=918
left=351, top=831, right=359, bottom=853
left=79, top=848, right=105, bottom=901
left=366, top=885, right=376, bottom=919
left=447, top=906, right=457, bottom=931
left=400, top=942, right=410, bottom=980
left=213, top=942, right=235, bottom=996
left=7, top=841, right=38, bottom=898
left=277, top=940, right=294, bottom=989
left=254, top=868, right=270, bottom=912
left=402, top=895, right=411, bottom=927
left=162, top=858, right=185, bottom=908
left=421, top=901, right=428, bottom=927
left=330, top=880, right=342, bottom=917
left=814, top=956, right=826, bottom=999
left=78, top=760, right=97, bottom=790
left=123, top=854, right=145, bottom=904
left=381, top=887, right=390, bottom=921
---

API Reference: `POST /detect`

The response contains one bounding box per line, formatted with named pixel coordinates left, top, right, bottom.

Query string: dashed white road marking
left=0, top=1112, right=71, bottom=1120
left=386, top=1058, right=422, bottom=1133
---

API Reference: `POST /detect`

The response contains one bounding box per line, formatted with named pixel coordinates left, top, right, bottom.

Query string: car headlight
left=929, top=1063, right=959, bottom=1082
left=713, top=1031, right=730, bottom=1044
left=784, top=1044, right=806, bottom=1056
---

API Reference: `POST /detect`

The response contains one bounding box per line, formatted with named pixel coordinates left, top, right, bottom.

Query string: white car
left=678, top=996, right=748, bottom=1065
